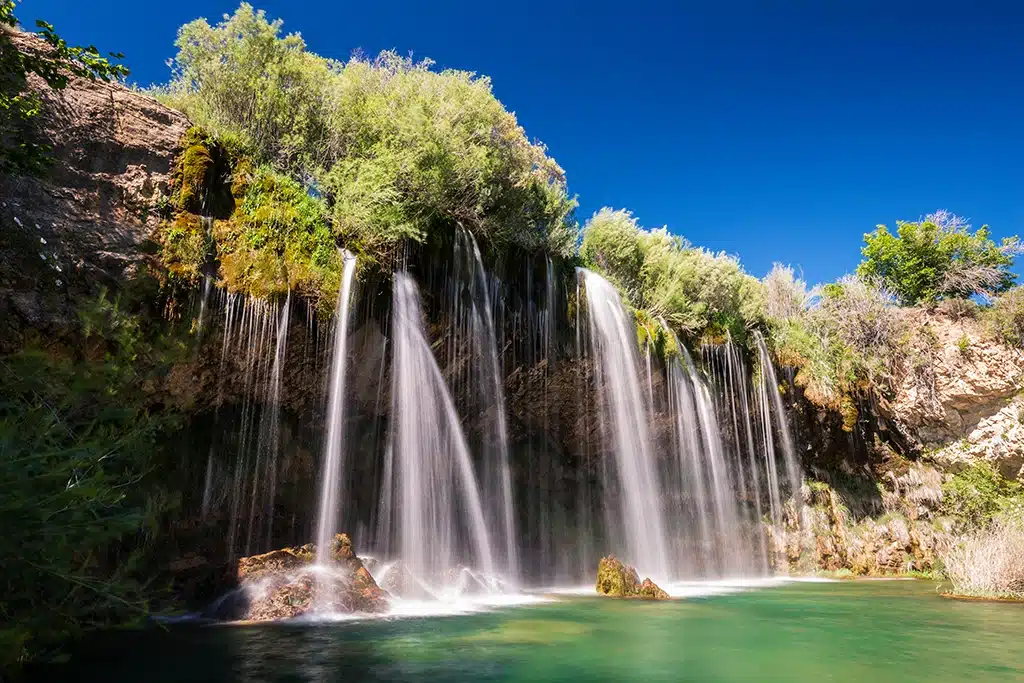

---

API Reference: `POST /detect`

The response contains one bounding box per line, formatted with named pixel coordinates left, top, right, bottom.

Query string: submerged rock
left=235, top=534, right=389, bottom=621
left=595, top=556, right=668, bottom=599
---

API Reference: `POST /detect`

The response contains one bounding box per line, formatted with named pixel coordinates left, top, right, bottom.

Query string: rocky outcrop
left=769, top=464, right=952, bottom=575
left=595, top=556, right=669, bottom=599
left=0, top=31, right=190, bottom=348
left=891, top=311, right=1024, bottom=480
left=236, top=534, right=389, bottom=621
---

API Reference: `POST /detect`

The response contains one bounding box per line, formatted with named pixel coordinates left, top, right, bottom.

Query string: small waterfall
left=754, top=332, right=803, bottom=526
left=315, top=253, right=358, bottom=565
left=246, top=290, right=291, bottom=551
left=578, top=268, right=670, bottom=580
left=376, top=273, right=496, bottom=584
left=450, top=227, right=518, bottom=582
left=223, top=295, right=279, bottom=559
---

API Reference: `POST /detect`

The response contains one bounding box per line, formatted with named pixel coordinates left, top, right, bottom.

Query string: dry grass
left=942, top=516, right=1024, bottom=599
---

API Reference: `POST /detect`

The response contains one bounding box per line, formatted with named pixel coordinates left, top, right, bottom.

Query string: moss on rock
left=595, top=556, right=668, bottom=600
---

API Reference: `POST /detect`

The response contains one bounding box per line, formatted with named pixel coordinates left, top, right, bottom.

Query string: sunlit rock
left=235, top=533, right=389, bottom=621
left=595, top=555, right=668, bottom=599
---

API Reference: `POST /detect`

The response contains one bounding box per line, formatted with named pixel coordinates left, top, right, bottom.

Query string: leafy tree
left=157, top=4, right=577, bottom=267
left=1, top=0, right=128, bottom=173
left=857, top=210, right=1021, bottom=304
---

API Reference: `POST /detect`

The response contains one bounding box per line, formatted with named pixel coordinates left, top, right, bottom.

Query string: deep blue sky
left=20, top=1, right=1024, bottom=284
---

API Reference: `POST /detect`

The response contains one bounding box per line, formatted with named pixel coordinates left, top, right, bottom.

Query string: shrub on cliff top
left=156, top=3, right=577, bottom=269
left=858, top=210, right=1021, bottom=305
left=983, top=286, right=1024, bottom=348
left=580, top=208, right=764, bottom=342
left=766, top=274, right=903, bottom=415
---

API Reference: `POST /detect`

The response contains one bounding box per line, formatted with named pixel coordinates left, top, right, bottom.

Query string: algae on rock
left=595, top=556, right=669, bottom=600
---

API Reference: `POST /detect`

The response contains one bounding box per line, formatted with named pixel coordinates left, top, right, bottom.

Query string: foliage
left=983, top=286, right=1024, bottom=348
left=941, top=461, right=1024, bottom=531
left=0, top=293, right=180, bottom=671
left=0, top=0, right=128, bottom=174
left=218, top=165, right=341, bottom=307
left=155, top=4, right=577, bottom=271
left=857, top=210, right=1021, bottom=305
left=767, top=274, right=903, bottom=415
left=763, top=264, right=817, bottom=322
left=580, top=208, right=764, bottom=341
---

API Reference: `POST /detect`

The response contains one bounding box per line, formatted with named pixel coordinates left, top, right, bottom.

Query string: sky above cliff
left=20, top=0, right=1024, bottom=285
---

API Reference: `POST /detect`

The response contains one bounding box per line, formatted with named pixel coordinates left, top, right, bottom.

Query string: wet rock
left=638, top=578, right=670, bottom=600
left=595, top=556, right=668, bottom=599
left=237, top=545, right=313, bottom=582
left=235, top=534, right=389, bottom=621
left=377, top=562, right=435, bottom=600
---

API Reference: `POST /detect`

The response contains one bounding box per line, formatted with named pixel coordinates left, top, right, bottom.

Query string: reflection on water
left=30, top=581, right=1024, bottom=682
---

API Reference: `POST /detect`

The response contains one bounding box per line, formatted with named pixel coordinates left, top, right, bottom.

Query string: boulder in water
left=638, top=578, right=670, bottom=600
left=234, top=534, right=389, bottom=621
left=595, top=556, right=669, bottom=600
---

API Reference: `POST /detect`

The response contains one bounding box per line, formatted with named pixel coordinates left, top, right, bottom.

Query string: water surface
left=36, top=580, right=1024, bottom=682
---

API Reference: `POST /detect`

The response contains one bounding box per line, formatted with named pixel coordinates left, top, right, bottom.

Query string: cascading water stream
left=376, top=273, right=496, bottom=586
left=315, top=252, right=358, bottom=565
left=754, top=332, right=804, bottom=524
left=451, top=226, right=519, bottom=583
left=578, top=268, right=670, bottom=580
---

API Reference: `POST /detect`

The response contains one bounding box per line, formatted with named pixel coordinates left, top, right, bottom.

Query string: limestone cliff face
left=890, top=310, right=1024, bottom=480
left=0, top=31, right=190, bottom=348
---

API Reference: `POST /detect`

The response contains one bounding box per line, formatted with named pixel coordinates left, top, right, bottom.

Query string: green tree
left=157, top=4, right=577, bottom=267
left=857, top=210, right=1021, bottom=304
left=1, top=0, right=128, bottom=173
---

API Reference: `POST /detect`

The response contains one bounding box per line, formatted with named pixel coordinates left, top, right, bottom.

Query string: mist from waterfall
left=376, top=273, right=496, bottom=584
left=315, top=253, right=358, bottom=565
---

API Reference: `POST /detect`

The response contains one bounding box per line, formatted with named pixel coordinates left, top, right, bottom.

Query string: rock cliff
left=0, top=31, right=189, bottom=349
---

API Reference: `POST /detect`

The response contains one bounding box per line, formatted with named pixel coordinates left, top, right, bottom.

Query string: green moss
left=595, top=556, right=640, bottom=596
left=170, top=128, right=235, bottom=218
left=157, top=213, right=210, bottom=281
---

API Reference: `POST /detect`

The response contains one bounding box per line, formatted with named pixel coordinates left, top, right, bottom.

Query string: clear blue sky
left=19, top=0, right=1024, bottom=284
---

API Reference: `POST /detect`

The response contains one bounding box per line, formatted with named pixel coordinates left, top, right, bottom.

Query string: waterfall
left=246, top=290, right=291, bottom=551
left=377, top=273, right=496, bottom=583
left=450, top=226, right=518, bottom=582
left=754, top=332, right=803, bottom=526
left=315, top=253, right=358, bottom=565
left=578, top=268, right=670, bottom=580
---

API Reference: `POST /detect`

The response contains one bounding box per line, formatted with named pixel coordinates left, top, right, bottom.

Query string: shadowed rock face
left=595, top=556, right=668, bottom=600
left=0, top=31, right=191, bottom=350
left=236, top=534, right=389, bottom=621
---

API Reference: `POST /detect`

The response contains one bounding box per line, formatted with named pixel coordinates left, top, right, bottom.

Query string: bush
left=580, top=208, right=763, bottom=341
left=984, top=286, right=1024, bottom=348
left=942, top=515, right=1024, bottom=599
left=858, top=210, right=1020, bottom=305
left=156, top=4, right=577, bottom=267
left=768, top=274, right=903, bottom=415
left=941, top=461, right=1024, bottom=530
left=0, top=294, right=181, bottom=670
